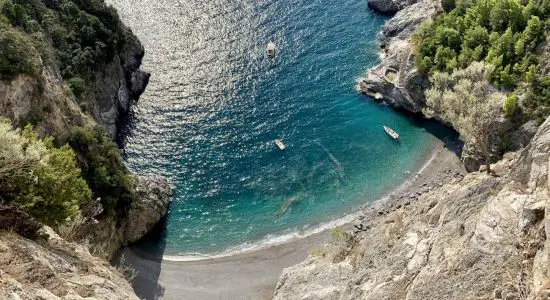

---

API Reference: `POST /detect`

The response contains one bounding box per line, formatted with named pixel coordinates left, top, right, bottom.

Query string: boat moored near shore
left=383, top=126, right=399, bottom=139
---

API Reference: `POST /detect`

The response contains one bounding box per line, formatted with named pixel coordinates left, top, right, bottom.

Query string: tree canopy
left=414, top=0, right=550, bottom=120
left=414, top=0, right=548, bottom=78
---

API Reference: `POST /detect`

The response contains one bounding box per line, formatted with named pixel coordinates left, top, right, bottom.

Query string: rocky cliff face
left=78, top=176, right=172, bottom=258
left=91, top=27, right=150, bottom=137
left=273, top=116, right=550, bottom=300
left=0, top=26, right=149, bottom=139
left=0, top=66, right=87, bottom=139
left=0, top=227, right=139, bottom=300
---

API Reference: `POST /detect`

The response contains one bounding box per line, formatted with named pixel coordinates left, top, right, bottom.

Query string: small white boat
left=266, top=41, right=276, bottom=57
left=383, top=126, right=399, bottom=139
left=274, top=139, right=285, bottom=150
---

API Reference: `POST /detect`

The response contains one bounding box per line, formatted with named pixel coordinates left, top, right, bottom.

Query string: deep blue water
left=111, top=0, right=448, bottom=256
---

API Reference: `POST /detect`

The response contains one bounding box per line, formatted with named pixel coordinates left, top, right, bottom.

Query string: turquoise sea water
left=111, top=0, right=451, bottom=255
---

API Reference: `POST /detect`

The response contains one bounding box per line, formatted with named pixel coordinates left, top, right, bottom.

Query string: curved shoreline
left=143, top=139, right=443, bottom=263
left=119, top=140, right=465, bottom=299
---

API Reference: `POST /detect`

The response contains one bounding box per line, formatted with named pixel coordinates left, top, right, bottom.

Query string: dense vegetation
left=0, top=119, right=91, bottom=226
left=0, top=0, right=126, bottom=90
left=68, top=126, right=136, bottom=218
left=413, top=0, right=550, bottom=119
left=0, top=0, right=138, bottom=222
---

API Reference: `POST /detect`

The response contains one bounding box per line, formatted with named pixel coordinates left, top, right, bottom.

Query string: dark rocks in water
left=367, top=0, right=419, bottom=14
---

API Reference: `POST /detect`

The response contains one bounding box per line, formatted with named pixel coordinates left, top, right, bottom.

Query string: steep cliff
left=88, top=27, right=150, bottom=137
left=0, top=26, right=148, bottom=138
left=76, top=176, right=172, bottom=257
left=273, top=114, right=550, bottom=300
left=0, top=0, right=171, bottom=259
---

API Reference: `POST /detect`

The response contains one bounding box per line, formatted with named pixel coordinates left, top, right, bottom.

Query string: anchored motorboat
left=383, top=126, right=399, bottom=139
left=266, top=41, right=276, bottom=57
left=274, top=139, right=285, bottom=150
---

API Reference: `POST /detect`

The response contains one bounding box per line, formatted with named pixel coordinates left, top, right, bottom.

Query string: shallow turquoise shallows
left=110, top=0, right=451, bottom=256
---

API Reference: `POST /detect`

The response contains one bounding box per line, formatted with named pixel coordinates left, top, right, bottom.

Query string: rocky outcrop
left=77, top=176, right=172, bottom=258
left=0, top=227, right=139, bottom=300
left=358, top=0, right=437, bottom=113
left=0, top=27, right=149, bottom=139
left=358, top=0, right=541, bottom=172
left=91, top=27, right=150, bottom=137
left=367, top=0, right=420, bottom=14
left=273, top=115, right=550, bottom=300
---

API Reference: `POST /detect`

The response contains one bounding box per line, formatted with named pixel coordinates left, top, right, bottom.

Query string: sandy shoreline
left=119, top=140, right=466, bottom=300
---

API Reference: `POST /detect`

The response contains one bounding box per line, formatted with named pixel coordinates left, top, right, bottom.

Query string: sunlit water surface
left=110, top=0, right=450, bottom=255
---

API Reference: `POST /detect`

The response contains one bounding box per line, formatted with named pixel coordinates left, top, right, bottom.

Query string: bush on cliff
left=0, top=23, right=40, bottom=78
left=68, top=126, right=136, bottom=218
left=503, top=94, right=518, bottom=117
left=0, top=119, right=91, bottom=226
left=424, top=62, right=503, bottom=173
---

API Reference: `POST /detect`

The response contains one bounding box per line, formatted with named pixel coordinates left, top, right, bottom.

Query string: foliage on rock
left=0, top=0, right=128, bottom=101
left=425, top=62, right=503, bottom=172
left=0, top=119, right=91, bottom=226
left=68, top=126, right=136, bottom=218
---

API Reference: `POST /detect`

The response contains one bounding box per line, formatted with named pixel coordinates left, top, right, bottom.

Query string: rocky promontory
left=92, top=27, right=150, bottom=137
left=358, top=0, right=435, bottom=113
left=357, top=0, right=540, bottom=171
left=78, top=176, right=173, bottom=257
left=367, top=0, right=419, bottom=14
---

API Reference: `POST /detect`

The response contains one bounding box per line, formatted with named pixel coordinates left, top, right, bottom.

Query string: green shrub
left=503, top=94, right=518, bottom=117
left=0, top=120, right=91, bottom=226
left=68, top=76, right=86, bottom=98
left=441, top=0, right=455, bottom=12
left=330, top=226, right=346, bottom=241
left=524, top=76, right=550, bottom=119
left=69, top=126, right=136, bottom=218
left=0, top=24, right=39, bottom=78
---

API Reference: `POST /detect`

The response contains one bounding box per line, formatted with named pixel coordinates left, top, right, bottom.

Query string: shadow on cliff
left=394, top=106, right=464, bottom=157
left=115, top=108, right=138, bottom=153
left=112, top=214, right=168, bottom=300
